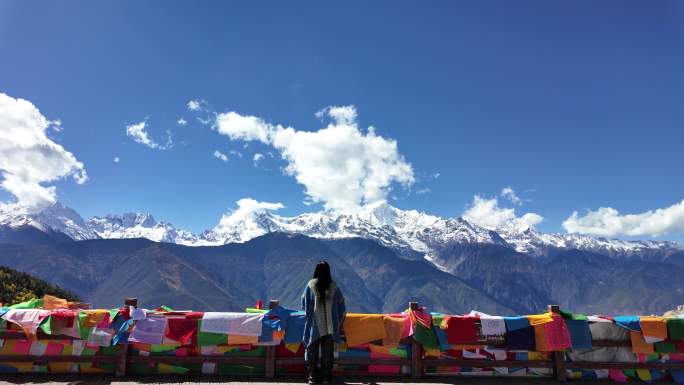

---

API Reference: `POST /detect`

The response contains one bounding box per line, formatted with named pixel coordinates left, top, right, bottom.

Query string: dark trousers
left=306, top=335, right=334, bottom=380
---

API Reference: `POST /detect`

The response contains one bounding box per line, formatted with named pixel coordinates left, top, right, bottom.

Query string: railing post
left=265, top=299, right=279, bottom=379
left=409, top=302, right=423, bottom=379
left=548, top=304, right=567, bottom=382
left=116, top=298, right=136, bottom=377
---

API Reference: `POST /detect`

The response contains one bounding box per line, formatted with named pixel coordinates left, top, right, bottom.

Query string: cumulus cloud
left=501, top=186, right=522, bottom=205
left=113, top=157, right=120, bottom=163
left=214, top=112, right=274, bottom=143
left=0, top=93, right=87, bottom=210
left=463, top=195, right=543, bottom=230
left=213, top=105, right=415, bottom=213
left=253, top=153, right=264, bottom=167
left=213, top=150, right=229, bottom=162
left=563, top=200, right=684, bottom=237
left=125, top=120, right=172, bottom=149
left=177, top=117, right=187, bottom=126
left=212, top=198, right=284, bottom=233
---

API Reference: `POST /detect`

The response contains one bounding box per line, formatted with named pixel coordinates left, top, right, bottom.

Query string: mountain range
left=0, top=202, right=682, bottom=314
left=1, top=201, right=680, bottom=265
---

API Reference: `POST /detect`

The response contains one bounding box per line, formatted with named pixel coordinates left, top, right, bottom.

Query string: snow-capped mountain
left=0, top=202, right=98, bottom=240
left=494, top=219, right=680, bottom=261
left=202, top=201, right=509, bottom=262
left=0, top=201, right=680, bottom=270
left=87, top=213, right=200, bottom=245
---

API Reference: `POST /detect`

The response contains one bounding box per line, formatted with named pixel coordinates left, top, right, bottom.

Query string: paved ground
left=0, top=375, right=617, bottom=385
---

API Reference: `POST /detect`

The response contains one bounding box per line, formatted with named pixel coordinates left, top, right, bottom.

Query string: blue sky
left=0, top=1, right=683, bottom=239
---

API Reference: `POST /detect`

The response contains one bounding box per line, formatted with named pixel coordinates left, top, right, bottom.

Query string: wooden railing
left=1, top=300, right=683, bottom=381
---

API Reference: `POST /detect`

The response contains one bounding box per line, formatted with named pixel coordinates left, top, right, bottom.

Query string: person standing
left=302, top=261, right=346, bottom=384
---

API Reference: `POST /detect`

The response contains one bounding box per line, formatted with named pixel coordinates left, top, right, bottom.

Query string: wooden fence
left=1, top=300, right=683, bottom=381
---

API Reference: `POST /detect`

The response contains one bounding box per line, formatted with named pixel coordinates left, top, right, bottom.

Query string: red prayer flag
left=445, top=315, right=480, bottom=344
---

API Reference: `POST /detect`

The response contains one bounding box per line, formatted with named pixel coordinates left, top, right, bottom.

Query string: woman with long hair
left=302, top=261, right=346, bottom=384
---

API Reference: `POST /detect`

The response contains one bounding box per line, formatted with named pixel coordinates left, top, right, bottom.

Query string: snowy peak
left=89, top=212, right=158, bottom=229
left=201, top=201, right=509, bottom=262
left=357, top=200, right=401, bottom=227
left=494, top=221, right=680, bottom=259
left=204, top=209, right=281, bottom=244
left=87, top=212, right=199, bottom=245
left=0, top=202, right=97, bottom=240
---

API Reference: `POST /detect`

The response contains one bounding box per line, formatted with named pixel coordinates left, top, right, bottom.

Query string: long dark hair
left=313, top=261, right=332, bottom=298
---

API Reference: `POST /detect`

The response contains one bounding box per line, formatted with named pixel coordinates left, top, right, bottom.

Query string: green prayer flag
left=77, top=311, right=97, bottom=340
left=81, top=347, right=97, bottom=356
left=197, top=321, right=228, bottom=345
left=559, top=310, right=588, bottom=321
left=39, top=315, right=52, bottom=335
left=431, top=314, right=445, bottom=327
left=163, top=364, right=190, bottom=374
left=245, top=308, right=267, bottom=314
left=389, top=347, right=408, bottom=358
left=412, top=322, right=440, bottom=350
left=197, top=332, right=227, bottom=346
left=149, top=344, right=178, bottom=353
left=100, top=346, right=118, bottom=356
left=655, top=341, right=676, bottom=353
left=667, top=319, right=684, bottom=340
left=9, top=298, right=44, bottom=309
left=624, top=369, right=637, bottom=379
left=230, top=346, right=265, bottom=357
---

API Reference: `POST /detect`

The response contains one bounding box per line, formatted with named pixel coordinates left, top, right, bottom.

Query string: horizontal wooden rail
left=336, top=357, right=410, bottom=366
left=564, top=361, right=684, bottom=370
left=422, top=358, right=555, bottom=369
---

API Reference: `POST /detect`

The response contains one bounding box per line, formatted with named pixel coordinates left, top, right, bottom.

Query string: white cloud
left=126, top=121, right=156, bottom=148
left=187, top=99, right=208, bottom=111
left=229, top=150, right=243, bottom=158
left=214, top=111, right=275, bottom=143
left=501, top=186, right=522, bottom=205
left=113, top=157, right=120, bottom=163
left=433, top=172, right=440, bottom=179
left=562, top=200, right=684, bottom=237
left=0, top=93, right=87, bottom=210
left=177, top=117, right=187, bottom=126
left=416, top=187, right=431, bottom=195
left=213, top=105, right=415, bottom=213
left=48, top=119, right=62, bottom=132
left=519, top=212, right=544, bottom=228
left=125, top=120, right=172, bottom=149
left=212, top=198, right=284, bottom=232
left=463, top=195, right=543, bottom=230
left=315, top=105, right=357, bottom=125
left=253, top=153, right=264, bottom=167
left=213, top=150, right=229, bottom=162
